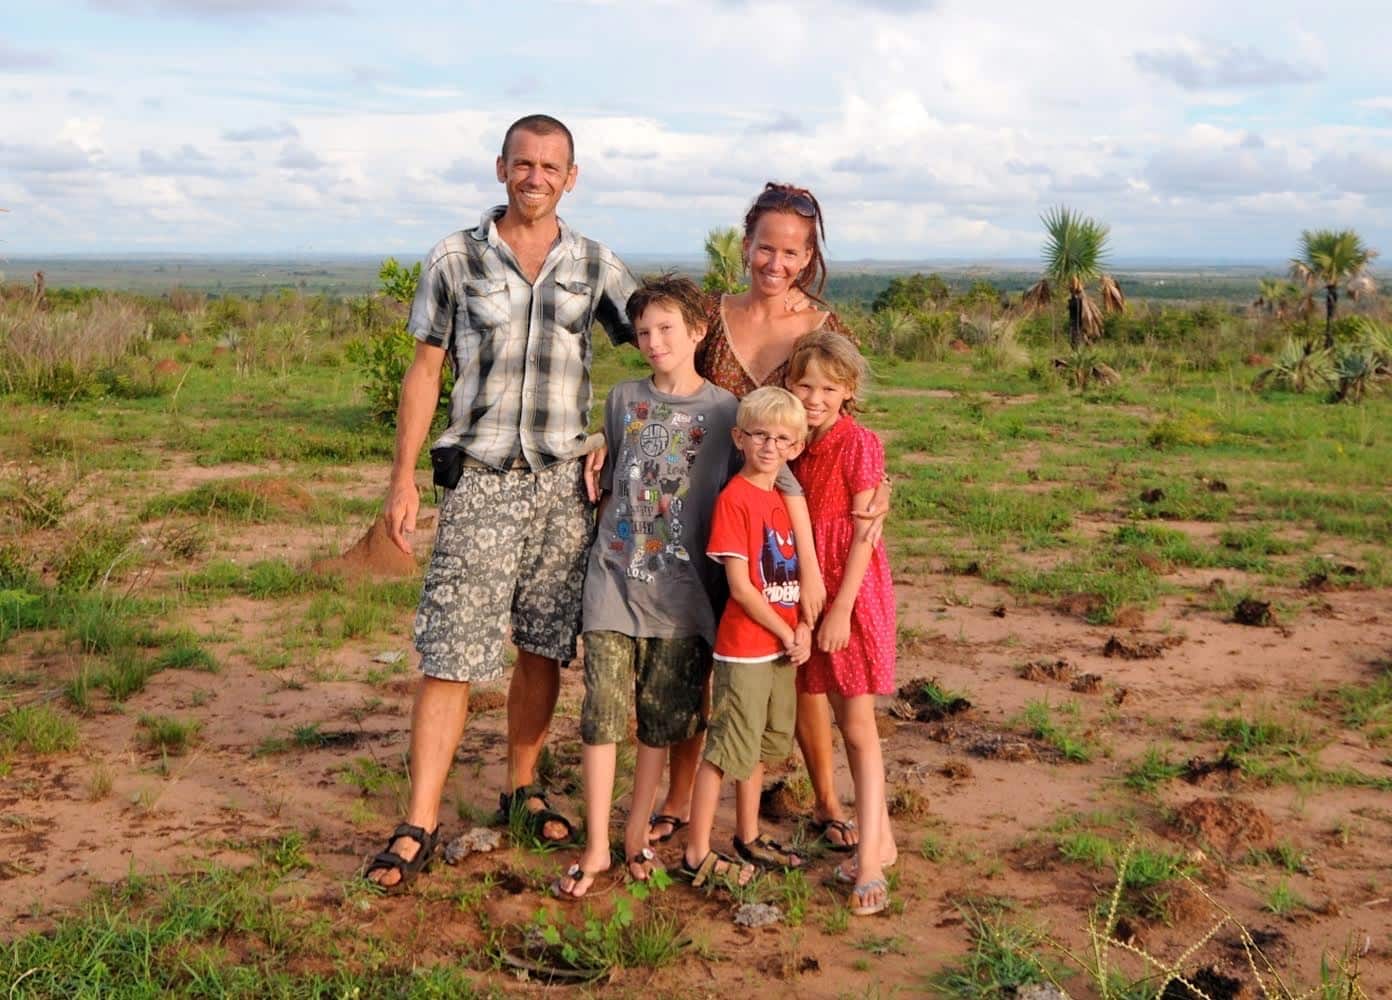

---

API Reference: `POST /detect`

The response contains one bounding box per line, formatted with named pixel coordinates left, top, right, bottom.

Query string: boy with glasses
left=678, top=387, right=814, bottom=886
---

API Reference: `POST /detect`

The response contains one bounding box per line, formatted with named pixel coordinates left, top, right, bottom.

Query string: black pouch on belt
left=429, top=445, right=465, bottom=490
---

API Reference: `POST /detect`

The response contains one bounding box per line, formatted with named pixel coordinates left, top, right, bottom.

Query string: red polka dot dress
left=790, top=415, right=896, bottom=697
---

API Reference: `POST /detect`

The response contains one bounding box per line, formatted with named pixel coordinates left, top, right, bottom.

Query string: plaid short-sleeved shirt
left=409, top=207, right=638, bottom=471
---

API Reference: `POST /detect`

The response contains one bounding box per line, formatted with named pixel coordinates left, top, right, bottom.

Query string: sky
left=3, top=0, right=1392, bottom=262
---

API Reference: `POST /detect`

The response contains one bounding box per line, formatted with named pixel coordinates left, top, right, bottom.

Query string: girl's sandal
left=627, top=847, right=659, bottom=882
left=676, top=850, right=756, bottom=890
left=850, top=878, right=890, bottom=917
left=733, top=833, right=806, bottom=870
left=551, top=863, right=605, bottom=901
left=832, top=854, right=899, bottom=885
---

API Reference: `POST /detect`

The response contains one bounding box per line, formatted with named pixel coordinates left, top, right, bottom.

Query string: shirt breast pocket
left=553, top=279, right=594, bottom=334
left=463, top=278, right=510, bottom=335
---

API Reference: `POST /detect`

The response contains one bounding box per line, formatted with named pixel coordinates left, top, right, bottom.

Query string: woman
left=645, top=183, right=887, bottom=858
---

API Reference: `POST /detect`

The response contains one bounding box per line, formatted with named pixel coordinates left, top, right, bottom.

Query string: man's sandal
left=647, top=813, right=688, bottom=844
left=551, top=862, right=605, bottom=900
left=810, top=817, right=858, bottom=853
left=362, top=823, right=439, bottom=894
left=733, top=833, right=806, bottom=870
left=498, top=784, right=578, bottom=845
left=676, top=850, right=756, bottom=890
left=627, top=847, right=659, bottom=882
left=850, top=878, right=890, bottom=917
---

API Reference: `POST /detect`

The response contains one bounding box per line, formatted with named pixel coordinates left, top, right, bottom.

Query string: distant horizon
left=2, top=251, right=1312, bottom=272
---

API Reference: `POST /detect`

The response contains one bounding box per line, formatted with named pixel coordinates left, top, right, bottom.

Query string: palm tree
left=1289, top=229, right=1378, bottom=348
left=1022, top=206, right=1125, bottom=348
left=1253, top=277, right=1309, bottom=321
left=702, top=226, right=746, bottom=295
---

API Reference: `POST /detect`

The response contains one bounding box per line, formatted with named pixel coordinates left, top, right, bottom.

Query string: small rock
left=443, top=827, right=502, bottom=863
left=1233, top=599, right=1272, bottom=627
left=1016, top=985, right=1070, bottom=1000
left=372, top=650, right=406, bottom=664
left=733, top=902, right=783, bottom=928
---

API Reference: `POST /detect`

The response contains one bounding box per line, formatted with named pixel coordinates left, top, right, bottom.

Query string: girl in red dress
left=787, top=330, right=897, bottom=916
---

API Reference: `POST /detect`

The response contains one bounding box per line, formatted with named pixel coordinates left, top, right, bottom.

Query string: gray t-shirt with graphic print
left=582, top=378, right=739, bottom=644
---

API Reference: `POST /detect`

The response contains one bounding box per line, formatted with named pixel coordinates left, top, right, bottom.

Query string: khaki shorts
left=414, top=459, right=594, bottom=683
left=702, top=656, right=795, bottom=782
left=580, top=631, right=710, bottom=748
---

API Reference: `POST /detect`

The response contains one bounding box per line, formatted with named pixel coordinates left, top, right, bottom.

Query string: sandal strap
left=367, top=850, right=410, bottom=871
left=388, top=822, right=432, bottom=848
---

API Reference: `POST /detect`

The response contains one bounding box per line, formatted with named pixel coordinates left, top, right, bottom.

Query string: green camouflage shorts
left=702, top=656, right=796, bottom=782
left=580, top=631, right=710, bottom=748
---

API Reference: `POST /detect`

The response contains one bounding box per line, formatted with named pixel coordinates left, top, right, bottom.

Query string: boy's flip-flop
left=810, top=817, right=858, bottom=853
left=675, top=850, right=757, bottom=890
left=850, top=878, right=890, bottom=917
left=361, top=822, right=439, bottom=895
left=498, top=784, right=578, bottom=846
left=647, top=813, right=688, bottom=844
left=551, top=862, right=605, bottom=901
left=733, top=833, right=806, bottom=870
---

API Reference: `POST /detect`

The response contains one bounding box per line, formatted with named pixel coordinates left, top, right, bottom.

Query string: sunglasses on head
left=754, top=185, right=817, bottom=219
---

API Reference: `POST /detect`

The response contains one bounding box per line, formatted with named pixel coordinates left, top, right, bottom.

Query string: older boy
left=680, top=387, right=812, bottom=887
left=554, top=275, right=739, bottom=898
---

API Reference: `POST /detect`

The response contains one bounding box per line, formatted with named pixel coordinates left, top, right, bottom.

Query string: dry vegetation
left=1, top=272, right=1390, bottom=998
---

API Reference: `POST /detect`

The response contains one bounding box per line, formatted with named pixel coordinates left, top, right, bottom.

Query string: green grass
left=1018, top=700, right=1099, bottom=762
left=183, top=559, right=329, bottom=600
left=927, top=907, right=1060, bottom=998
left=0, top=704, right=80, bottom=754
left=137, top=715, right=201, bottom=754
left=1123, top=746, right=1184, bottom=793
left=0, top=860, right=492, bottom=997
left=1263, top=878, right=1308, bottom=916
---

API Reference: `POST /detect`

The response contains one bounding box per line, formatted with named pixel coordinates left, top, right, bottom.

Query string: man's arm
left=385, top=341, right=447, bottom=555
left=593, top=255, right=638, bottom=346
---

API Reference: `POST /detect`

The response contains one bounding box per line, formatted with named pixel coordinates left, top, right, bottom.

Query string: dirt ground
left=4, top=461, right=1391, bottom=998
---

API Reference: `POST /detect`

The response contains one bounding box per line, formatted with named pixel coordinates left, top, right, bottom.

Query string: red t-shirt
left=707, top=475, right=801, bottom=662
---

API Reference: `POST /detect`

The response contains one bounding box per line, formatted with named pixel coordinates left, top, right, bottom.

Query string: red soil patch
left=311, top=515, right=418, bottom=580
left=153, top=359, right=181, bottom=375
left=1172, top=797, right=1276, bottom=859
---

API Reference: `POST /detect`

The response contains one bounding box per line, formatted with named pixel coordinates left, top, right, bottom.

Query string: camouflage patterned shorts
left=414, top=459, right=594, bottom=683
left=580, top=631, right=710, bottom=748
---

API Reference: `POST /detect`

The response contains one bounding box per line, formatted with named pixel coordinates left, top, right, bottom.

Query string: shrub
left=0, top=298, right=148, bottom=403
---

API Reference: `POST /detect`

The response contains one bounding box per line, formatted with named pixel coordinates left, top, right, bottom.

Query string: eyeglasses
left=740, top=429, right=799, bottom=451
left=754, top=185, right=817, bottom=220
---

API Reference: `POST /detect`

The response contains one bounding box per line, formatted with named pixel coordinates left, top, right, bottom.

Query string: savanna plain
left=1, top=267, right=1390, bottom=999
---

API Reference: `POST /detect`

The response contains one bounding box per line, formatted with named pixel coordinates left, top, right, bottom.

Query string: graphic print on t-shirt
left=757, top=505, right=800, bottom=607
left=612, top=400, right=709, bottom=584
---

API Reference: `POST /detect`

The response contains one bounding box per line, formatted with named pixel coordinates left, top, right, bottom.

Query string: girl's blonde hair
left=787, top=330, right=870, bottom=413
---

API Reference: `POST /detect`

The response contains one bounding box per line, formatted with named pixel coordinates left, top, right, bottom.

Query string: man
left=365, top=114, right=637, bottom=890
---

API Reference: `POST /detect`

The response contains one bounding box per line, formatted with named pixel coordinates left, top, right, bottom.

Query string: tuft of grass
left=1263, top=879, right=1307, bottom=916
left=1019, top=700, right=1097, bottom=762
left=137, top=715, right=201, bottom=755
left=928, top=907, right=1060, bottom=998
left=0, top=705, right=80, bottom=754
left=1123, top=746, right=1184, bottom=793
left=152, top=635, right=218, bottom=672
left=52, top=522, right=139, bottom=591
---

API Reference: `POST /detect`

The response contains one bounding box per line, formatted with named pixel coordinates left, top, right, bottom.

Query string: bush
left=0, top=298, right=148, bottom=403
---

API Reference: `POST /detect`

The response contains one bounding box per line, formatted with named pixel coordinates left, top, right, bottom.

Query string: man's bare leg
left=507, top=649, right=568, bottom=841
left=796, top=690, right=858, bottom=849
left=367, top=675, right=470, bottom=887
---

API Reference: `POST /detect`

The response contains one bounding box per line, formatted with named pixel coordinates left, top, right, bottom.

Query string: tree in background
left=1252, top=277, right=1308, bottom=321
left=1289, top=229, right=1378, bottom=348
left=702, top=227, right=746, bottom=295
left=872, top=272, right=951, bottom=313
left=1022, top=206, right=1125, bottom=348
